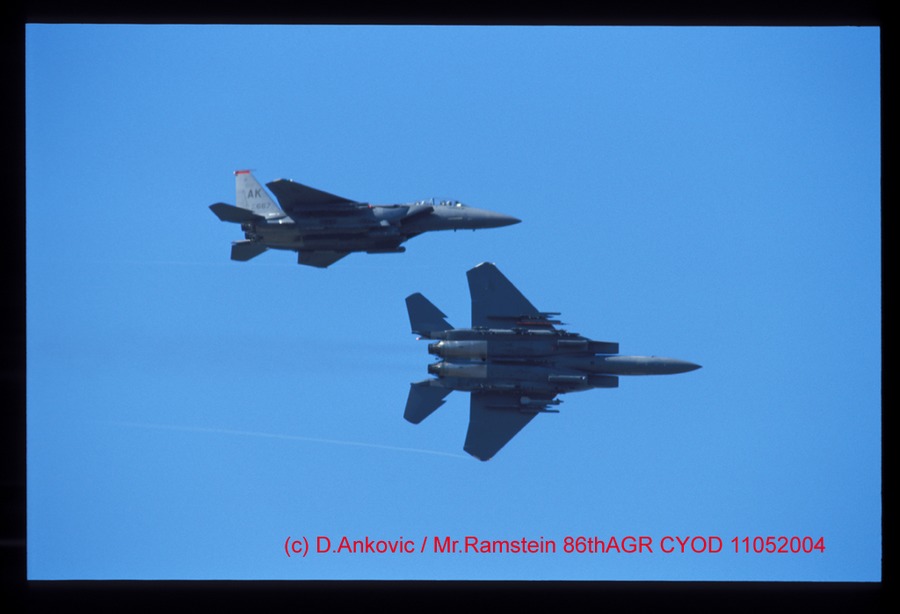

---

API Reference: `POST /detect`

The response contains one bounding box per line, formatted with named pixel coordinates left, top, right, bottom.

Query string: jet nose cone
left=672, top=360, right=702, bottom=374
left=482, top=211, right=521, bottom=228
left=466, top=208, right=521, bottom=228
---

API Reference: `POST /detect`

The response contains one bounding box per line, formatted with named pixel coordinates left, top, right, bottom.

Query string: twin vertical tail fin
left=209, top=171, right=279, bottom=262
left=234, top=170, right=285, bottom=219
left=405, top=293, right=454, bottom=338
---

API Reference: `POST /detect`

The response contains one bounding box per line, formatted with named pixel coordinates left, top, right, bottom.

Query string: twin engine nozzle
left=427, top=340, right=488, bottom=360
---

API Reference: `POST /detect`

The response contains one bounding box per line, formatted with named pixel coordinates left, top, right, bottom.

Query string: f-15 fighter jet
left=405, top=263, right=701, bottom=460
left=210, top=171, right=520, bottom=268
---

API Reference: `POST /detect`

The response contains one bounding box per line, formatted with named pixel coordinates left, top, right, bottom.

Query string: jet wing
left=463, top=392, right=540, bottom=461
left=265, top=179, right=360, bottom=216
left=298, top=250, right=350, bottom=268
left=466, top=262, right=555, bottom=329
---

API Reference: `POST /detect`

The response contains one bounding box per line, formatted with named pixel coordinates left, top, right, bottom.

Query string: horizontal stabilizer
left=404, top=381, right=452, bottom=424
left=298, top=251, right=350, bottom=268
left=406, top=293, right=453, bottom=338
left=210, top=203, right=265, bottom=223
left=230, top=240, right=268, bottom=261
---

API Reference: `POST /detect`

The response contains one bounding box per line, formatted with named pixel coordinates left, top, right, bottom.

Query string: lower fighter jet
left=404, top=263, right=701, bottom=460
left=210, top=171, right=520, bottom=268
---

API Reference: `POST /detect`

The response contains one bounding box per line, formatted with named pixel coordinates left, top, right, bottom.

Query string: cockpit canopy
left=414, top=198, right=465, bottom=208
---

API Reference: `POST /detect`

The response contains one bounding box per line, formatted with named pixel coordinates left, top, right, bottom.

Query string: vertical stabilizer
left=234, top=170, right=285, bottom=219
left=406, top=293, right=454, bottom=338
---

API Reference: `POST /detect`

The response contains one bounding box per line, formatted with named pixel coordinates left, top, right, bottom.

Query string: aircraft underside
left=404, top=263, right=701, bottom=460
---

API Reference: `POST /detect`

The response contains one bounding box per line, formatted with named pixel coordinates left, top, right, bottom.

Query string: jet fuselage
left=422, top=327, right=699, bottom=396
left=404, top=263, right=702, bottom=460
left=241, top=201, right=519, bottom=253
left=210, top=172, right=519, bottom=267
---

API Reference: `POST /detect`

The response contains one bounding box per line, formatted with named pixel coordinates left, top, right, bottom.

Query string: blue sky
left=25, top=25, right=880, bottom=581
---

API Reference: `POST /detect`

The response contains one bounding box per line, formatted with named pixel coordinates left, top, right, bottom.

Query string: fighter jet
left=404, top=263, right=701, bottom=461
left=209, top=171, right=520, bottom=268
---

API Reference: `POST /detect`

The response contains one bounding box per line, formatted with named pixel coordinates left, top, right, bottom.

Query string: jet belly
left=245, top=222, right=298, bottom=250
left=248, top=216, right=405, bottom=252
left=427, top=360, right=592, bottom=394
left=281, top=205, right=380, bottom=233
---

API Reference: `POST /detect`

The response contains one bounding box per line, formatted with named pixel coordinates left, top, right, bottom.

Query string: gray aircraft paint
left=210, top=171, right=520, bottom=267
left=405, top=263, right=701, bottom=461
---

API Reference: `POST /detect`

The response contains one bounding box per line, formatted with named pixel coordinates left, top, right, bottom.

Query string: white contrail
left=108, top=421, right=469, bottom=460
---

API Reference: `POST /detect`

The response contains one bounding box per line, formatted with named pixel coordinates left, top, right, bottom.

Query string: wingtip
left=464, top=447, right=493, bottom=462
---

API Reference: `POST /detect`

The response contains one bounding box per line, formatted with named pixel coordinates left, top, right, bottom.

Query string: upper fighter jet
left=209, top=171, right=520, bottom=268
left=404, top=263, right=701, bottom=461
